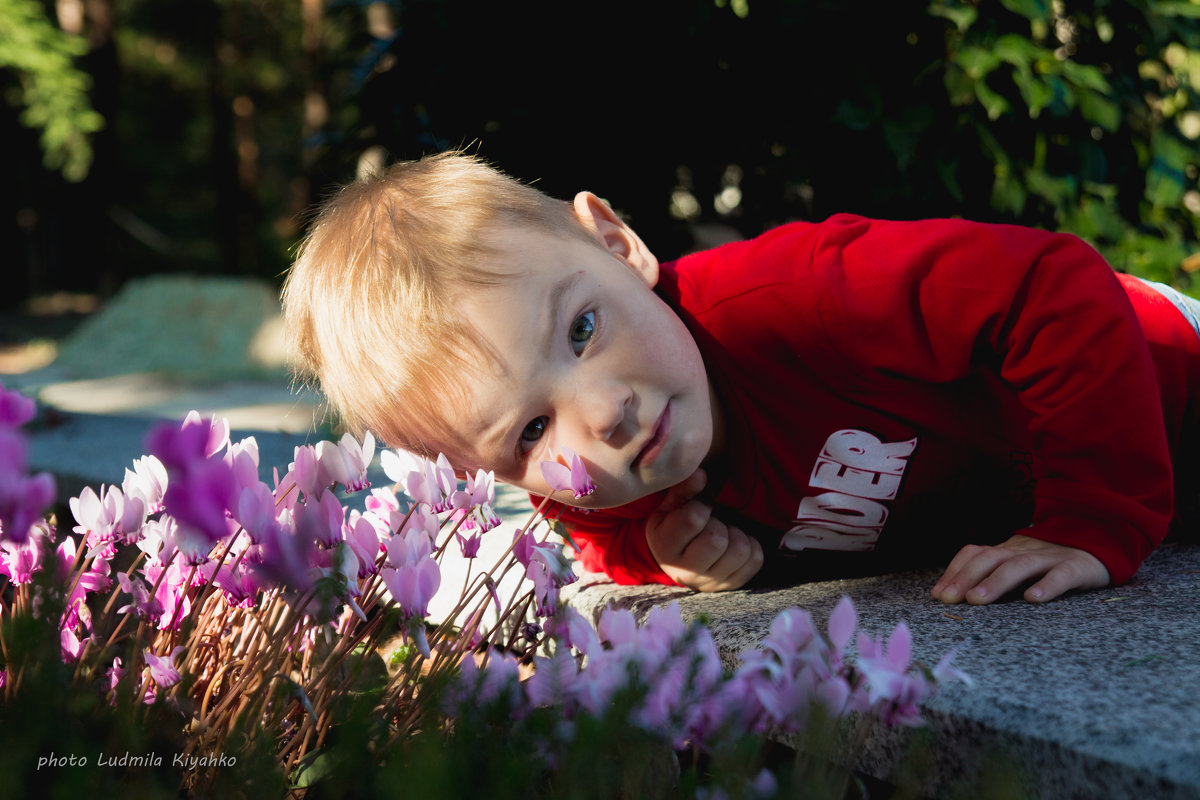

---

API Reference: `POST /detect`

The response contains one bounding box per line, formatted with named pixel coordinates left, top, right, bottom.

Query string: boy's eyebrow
left=546, top=271, right=584, bottom=324
left=535, top=270, right=584, bottom=359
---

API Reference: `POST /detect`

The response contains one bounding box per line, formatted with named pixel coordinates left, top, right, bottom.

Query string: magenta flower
left=381, top=450, right=456, bottom=512
left=56, top=536, right=111, bottom=630
left=933, top=645, right=974, bottom=688
left=201, top=555, right=260, bottom=608
left=344, top=512, right=382, bottom=578
left=145, top=414, right=238, bottom=546
left=455, top=528, right=482, bottom=559
left=380, top=558, right=440, bottom=620
left=543, top=606, right=600, bottom=656
left=0, top=413, right=55, bottom=544
left=0, top=526, right=47, bottom=584
left=293, top=491, right=345, bottom=549
left=122, top=455, right=168, bottom=515
left=235, top=481, right=279, bottom=543
left=513, top=530, right=577, bottom=617
left=116, top=572, right=165, bottom=622
left=290, top=444, right=322, bottom=499
left=224, top=436, right=261, bottom=490
left=0, top=382, right=35, bottom=427
left=70, top=484, right=145, bottom=554
left=61, top=626, right=87, bottom=663
left=315, top=432, right=374, bottom=493
left=450, top=468, right=495, bottom=510
left=0, top=470, right=55, bottom=545
left=181, top=410, right=229, bottom=458
left=141, top=559, right=193, bottom=630
left=251, top=512, right=319, bottom=595
left=143, top=645, right=186, bottom=689
left=382, top=527, right=440, bottom=618
left=540, top=447, right=595, bottom=499
left=105, top=657, right=125, bottom=700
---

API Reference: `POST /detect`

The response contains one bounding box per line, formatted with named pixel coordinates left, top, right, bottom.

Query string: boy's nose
left=579, top=382, right=632, bottom=442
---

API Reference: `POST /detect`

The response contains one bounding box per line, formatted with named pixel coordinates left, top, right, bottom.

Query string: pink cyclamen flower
left=143, top=645, right=186, bottom=688
left=381, top=558, right=440, bottom=620
left=116, top=572, right=165, bottom=622
left=344, top=512, right=382, bottom=578
left=293, top=490, right=346, bottom=549
left=182, top=410, right=230, bottom=458
left=0, top=424, right=55, bottom=542
left=141, top=559, right=193, bottom=630
left=224, top=436, right=261, bottom=490
left=61, top=626, right=87, bottom=663
left=450, top=468, right=495, bottom=510
left=0, top=382, right=35, bottom=427
left=540, top=447, right=595, bottom=499
left=315, top=432, right=374, bottom=493
left=123, top=455, right=168, bottom=515
left=0, top=525, right=47, bottom=584
left=145, top=415, right=238, bottom=546
left=381, top=450, right=456, bottom=512
left=250, top=511, right=318, bottom=596
left=543, top=605, right=600, bottom=656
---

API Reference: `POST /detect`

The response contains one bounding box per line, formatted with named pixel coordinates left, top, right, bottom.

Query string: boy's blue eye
left=520, top=416, right=548, bottom=447
left=569, top=311, right=595, bottom=355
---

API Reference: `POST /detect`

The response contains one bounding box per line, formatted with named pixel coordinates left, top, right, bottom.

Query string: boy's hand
left=931, top=534, right=1110, bottom=605
left=645, top=469, right=764, bottom=592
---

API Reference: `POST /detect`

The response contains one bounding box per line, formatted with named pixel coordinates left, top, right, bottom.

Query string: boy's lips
left=632, top=402, right=672, bottom=469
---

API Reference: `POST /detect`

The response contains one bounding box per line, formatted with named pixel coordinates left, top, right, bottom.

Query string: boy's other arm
left=644, top=469, right=764, bottom=592
left=930, top=534, right=1109, bottom=604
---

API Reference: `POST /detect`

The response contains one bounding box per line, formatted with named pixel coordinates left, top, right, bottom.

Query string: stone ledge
left=563, top=542, right=1200, bottom=799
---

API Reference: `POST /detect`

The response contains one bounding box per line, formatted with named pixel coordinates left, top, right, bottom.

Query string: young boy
left=282, top=151, right=1200, bottom=605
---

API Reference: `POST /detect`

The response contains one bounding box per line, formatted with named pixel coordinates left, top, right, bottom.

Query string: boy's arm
left=805, top=215, right=1174, bottom=596
left=540, top=470, right=764, bottom=591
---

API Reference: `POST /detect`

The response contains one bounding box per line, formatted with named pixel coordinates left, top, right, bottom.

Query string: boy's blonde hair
left=282, top=151, right=595, bottom=459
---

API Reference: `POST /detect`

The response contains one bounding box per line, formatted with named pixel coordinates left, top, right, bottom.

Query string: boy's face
left=443, top=192, right=723, bottom=508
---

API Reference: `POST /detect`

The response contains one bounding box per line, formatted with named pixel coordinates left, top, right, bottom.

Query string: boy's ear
left=572, top=191, right=659, bottom=288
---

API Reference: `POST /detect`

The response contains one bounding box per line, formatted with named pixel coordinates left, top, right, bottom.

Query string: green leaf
left=1013, top=70, right=1055, bottom=116
left=956, top=45, right=1002, bottom=79
left=1024, top=167, right=1077, bottom=205
left=999, top=0, right=1049, bottom=21
left=1059, top=60, right=1112, bottom=94
left=1077, top=90, right=1122, bottom=132
left=0, top=0, right=102, bottom=181
left=1151, top=1, right=1200, bottom=19
left=975, top=80, right=1011, bottom=119
left=993, top=33, right=1043, bottom=70
left=928, top=0, right=978, bottom=32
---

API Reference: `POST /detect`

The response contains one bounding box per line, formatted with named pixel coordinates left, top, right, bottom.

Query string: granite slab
left=564, top=542, right=1200, bottom=799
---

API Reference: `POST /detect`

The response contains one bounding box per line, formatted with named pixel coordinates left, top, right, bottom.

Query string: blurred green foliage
left=924, top=0, right=1200, bottom=284
left=0, top=0, right=104, bottom=182
left=5, top=0, right=1200, bottom=295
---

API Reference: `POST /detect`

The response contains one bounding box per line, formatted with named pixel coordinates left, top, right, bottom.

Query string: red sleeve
left=803, top=215, right=1173, bottom=583
left=529, top=493, right=680, bottom=586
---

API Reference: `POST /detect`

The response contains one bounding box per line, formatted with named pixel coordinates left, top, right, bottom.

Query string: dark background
left=5, top=0, right=1200, bottom=315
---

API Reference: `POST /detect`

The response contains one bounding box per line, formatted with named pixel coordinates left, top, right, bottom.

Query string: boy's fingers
left=1023, top=552, right=1109, bottom=603
left=932, top=544, right=1010, bottom=603
left=711, top=530, right=763, bottom=590
left=646, top=499, right=713, bottom=563
left=655, top=469, right=707, bottom=516
left=933, top=537, right=1110, bottom=605
left=678, top=517, right=730, bottom=573
left=960, top=553, right=1050, bottom=604
left=683, top=527, right=763, bottom=592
